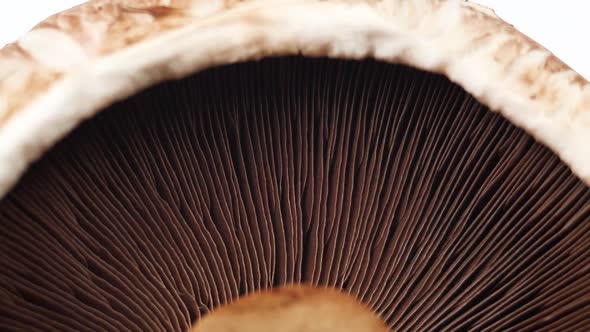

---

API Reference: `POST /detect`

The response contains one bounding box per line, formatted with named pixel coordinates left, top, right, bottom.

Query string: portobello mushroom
left=0, top=1, right=588, bottom=331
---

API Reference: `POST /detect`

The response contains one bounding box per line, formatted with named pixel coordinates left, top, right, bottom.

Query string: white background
left=0, top=1, right=588, bottom=79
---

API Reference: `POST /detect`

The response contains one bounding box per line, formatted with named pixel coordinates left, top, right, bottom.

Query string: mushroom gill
left=0, top=56, right=589, bottom=331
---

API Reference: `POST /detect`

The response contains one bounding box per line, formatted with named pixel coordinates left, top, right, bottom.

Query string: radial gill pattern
left=0, top=57, right=589, bottom=331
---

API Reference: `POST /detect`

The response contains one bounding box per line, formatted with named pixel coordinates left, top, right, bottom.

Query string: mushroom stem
left=191, top=285, right=389, bottom=332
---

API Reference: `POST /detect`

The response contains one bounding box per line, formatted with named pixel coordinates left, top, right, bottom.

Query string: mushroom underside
left=0, top=56, right=589, bottom=331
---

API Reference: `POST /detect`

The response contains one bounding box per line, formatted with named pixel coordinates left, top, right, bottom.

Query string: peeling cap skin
left=0, top=0, right=590, bottom=199
left=191, top=285, right=389, bottom=332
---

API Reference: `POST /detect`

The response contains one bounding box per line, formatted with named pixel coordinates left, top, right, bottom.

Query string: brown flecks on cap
left=493, top=39, right=524, bottom=68
left=0, top=69, right=62, bottom=123
left=0, top=43, right=34, bottom=61
left=115, top=0, right=194, bottom=10
left=544, top=55, right=569, bottom=74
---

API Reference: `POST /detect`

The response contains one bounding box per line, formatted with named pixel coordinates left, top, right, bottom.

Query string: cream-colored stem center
left=191, top=285, right=389, bottom=332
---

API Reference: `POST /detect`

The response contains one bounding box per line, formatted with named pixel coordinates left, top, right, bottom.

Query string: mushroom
left=0, top=1, right=589, bottom=331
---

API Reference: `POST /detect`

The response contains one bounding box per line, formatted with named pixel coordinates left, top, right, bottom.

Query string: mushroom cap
left=0, top=0, right=589, bottom=198
left=2, top=55, right=588, bottom=331
left=1, top=1, right=590, bottom=331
